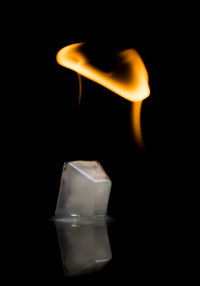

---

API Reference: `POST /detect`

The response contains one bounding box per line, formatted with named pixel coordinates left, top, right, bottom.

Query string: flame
left=56, top=42, right=150, bottom=148
left=132, top=101, right=144, bottom=149
left=77, top=73, right=82, bottom=106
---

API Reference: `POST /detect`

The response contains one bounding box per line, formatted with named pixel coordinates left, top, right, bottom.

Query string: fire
left=56, top=42, right=150, bottom=148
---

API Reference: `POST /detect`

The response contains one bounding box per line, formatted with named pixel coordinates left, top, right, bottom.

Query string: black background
left=3, top=3, right=197, bottom=282
left=8, top=29, right=183, bottom=283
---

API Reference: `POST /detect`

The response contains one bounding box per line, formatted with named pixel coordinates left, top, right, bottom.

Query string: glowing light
left=131, top=101, right=144, bottom=149
left=77, top=73, right=82, bottom=106
left=56, top=42, right=150, bottom=148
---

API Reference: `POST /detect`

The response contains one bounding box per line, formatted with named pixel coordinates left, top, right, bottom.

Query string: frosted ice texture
left=55, top=161, right=111, bottom=218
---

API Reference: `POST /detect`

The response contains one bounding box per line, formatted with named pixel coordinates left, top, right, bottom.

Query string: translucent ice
left=55, top=161, right=112, bottom=218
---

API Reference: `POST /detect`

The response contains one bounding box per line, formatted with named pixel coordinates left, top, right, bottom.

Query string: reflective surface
left=55, top=220, right=112, bottom=276
left=12, top=211, right=162, bottom=284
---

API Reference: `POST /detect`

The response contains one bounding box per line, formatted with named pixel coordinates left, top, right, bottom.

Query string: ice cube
left=55, top=161, right=112, bottom=218
left=55, top=221, right=112, bottom=276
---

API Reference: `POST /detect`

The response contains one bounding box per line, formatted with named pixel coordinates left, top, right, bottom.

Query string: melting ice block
left=55, top=161, right=112, bottom=218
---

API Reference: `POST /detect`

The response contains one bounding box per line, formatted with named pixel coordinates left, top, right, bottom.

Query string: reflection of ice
left=55, top=221, right=112, bottom=276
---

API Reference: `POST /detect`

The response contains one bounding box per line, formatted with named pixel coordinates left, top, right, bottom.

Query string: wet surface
left=12, top=207, right=164, bottom=284
left=54, top=220, right=112, bottom=276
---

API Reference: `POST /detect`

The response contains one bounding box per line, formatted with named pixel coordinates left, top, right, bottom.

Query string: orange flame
left=56, top=42, right=150, bottom=148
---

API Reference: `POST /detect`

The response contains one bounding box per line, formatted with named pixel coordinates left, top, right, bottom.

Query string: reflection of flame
left=56, top=42, right=150, bottom=148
